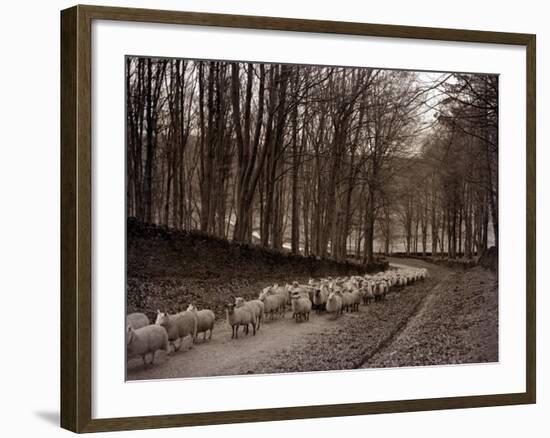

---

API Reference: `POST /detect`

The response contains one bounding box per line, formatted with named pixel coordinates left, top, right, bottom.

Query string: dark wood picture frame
left=60, top=4, right=536, bottom=433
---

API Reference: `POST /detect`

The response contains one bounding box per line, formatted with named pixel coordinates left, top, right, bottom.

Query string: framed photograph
left=60, top=4, right=536, bottom=433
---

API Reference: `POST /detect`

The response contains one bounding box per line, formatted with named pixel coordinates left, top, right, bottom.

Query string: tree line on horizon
left=126, top=57, right=498, bottom=263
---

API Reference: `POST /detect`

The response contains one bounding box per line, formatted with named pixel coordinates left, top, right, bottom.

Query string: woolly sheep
left=373, top=281, right=387, bottom=302
left=292, top=282, right=315, bottom=302
left=155, top=310, right=197, bottom=352
left=258, top=287, right=281, bottom=319
left=126, top=324, right=169, bottom=366
left=312, top=285, right=329, bottom=314
left=186, top=304, right=215, bottom=342
left=288, top=283, right=313, bottom=318
left=341, top=278, right=358, bottom=292
left=362, top=281, right=375, bottom=305
left=350, top=289, right=362, bottom=312
left=259, top=289, right=281, bottom=320
left=326, top=291, right=343, bottom=318
left=341, top=290, right=354, bottom=312
left=290, top=292, right=312, bottom=322
left=266, top=286, right=288, bottom=317
left=126, top=312, right=149, bottom=330
left=235, top=297, right=264, bottom=330
left=272, top=283, right=291, bottom=307
left=226, top=303, right=256, bottom=339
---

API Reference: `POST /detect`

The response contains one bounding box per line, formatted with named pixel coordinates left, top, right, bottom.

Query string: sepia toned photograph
left=125, top=57, right=499, bottom=381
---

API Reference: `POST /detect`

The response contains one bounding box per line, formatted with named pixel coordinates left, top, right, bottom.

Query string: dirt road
left=127, top=258, right=496, bottom=380
left=364, top=260, right=498, bottom=368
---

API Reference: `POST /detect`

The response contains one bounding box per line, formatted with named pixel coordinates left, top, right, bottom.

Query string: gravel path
left=127, top=258, right=497, bottom=380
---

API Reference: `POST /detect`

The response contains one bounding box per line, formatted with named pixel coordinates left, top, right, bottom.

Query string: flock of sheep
left=126, top=267, right=428, bottom=367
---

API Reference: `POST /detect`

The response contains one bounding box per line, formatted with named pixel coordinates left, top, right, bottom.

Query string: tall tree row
left=127, top=58, right=498, bottom=263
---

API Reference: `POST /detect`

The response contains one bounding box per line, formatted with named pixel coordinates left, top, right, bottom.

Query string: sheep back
left=341, top=291, right=353, bottom=306
left=326, top=293, right=342, bottom=313
left=246, top=300, right=265, bottom=319
left=260, top=294, right=280, bottom=315
left=226, top=305, right=256, bottom=327
left=194, top=309, right=215, bottom=333
left=155, top=313, right=180, bottom=342
left=126, top=312, right=149, bottom=330
left=175, top=311, right=198, bottom=339
left=291, top=296, right=312, bottom=314
left=127, top=324, right=169, bottom=358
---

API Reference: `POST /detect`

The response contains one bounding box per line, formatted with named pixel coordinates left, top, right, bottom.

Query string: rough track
left=364, top=259, right=498, bottom=368
left=127, top=258, right=497, bottom=380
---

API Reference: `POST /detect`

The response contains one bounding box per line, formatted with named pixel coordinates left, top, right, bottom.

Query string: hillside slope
left=127, top=219, right=386, bottom=321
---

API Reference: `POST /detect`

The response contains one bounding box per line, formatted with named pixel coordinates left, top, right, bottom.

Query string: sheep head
left=225, top=303, right=236, bottom=314
left=154, top=310, right=169, bottom=326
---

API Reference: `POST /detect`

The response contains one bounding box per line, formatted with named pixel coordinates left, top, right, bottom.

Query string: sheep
left=226, top=302, right=257, bottom=339
left=341, top=290, right=354, bottom=312
left=287, top=282, right=313, bottom=318
left=286, top=282, right=309, bottom=318
left=155, top=310, right=197, bottom=352
left=272, top=283, right=291, bottom=308
left=290, top=292, right=312, bottom=322
left=292, top=281, right=315, bottom=302
left=235, top=297, right=264, bottom=330
left=350, top=289, right=362, bottom=312
left=326, top=291, right=343, bottom=318
left=362, top=281, right=375, bottom=305
left=274, top=291, right=289, bottom=316
left=312, top=285, right=329, bottom=314
left=126, top=312, right=149, bottom=330
left=186, top=304, right=215, bottom=342
left=126, top=324, right=169, bottom=366
left=341, top=279, right=357, bottom=293
left=373, top=281, right=387, bottom=302
left=382, top=280, right=390, bottom=296
left=268, top=285, right=289, bottom=317
left=259, top=289, right=281, bottom=320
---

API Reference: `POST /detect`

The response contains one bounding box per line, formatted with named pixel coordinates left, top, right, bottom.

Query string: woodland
left=126, top=58, right=498, bottom=263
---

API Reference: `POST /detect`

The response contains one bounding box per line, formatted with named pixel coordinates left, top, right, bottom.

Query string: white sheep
left=341, top=279, right=355, bottom=293
left=290, top=292, right=312, bottom=322
left=186, top=304, right=215, bottom=342
left=273, top=291, right=288, bottom=316
left=373, top=281, right=387, bottom=302
left=126, top=312, right=149, bottom=330
left=291, top=281, right=315, bottom=302
left=312, top=285, right=329, bottom=314
left=272, top=283, right=291, bottom=309
left=350, top=289, right=362, bottom=312
left=235, top=297, right=265, bottom=330
left=226, top=302, right=257, bottom=339
left=155, top=310, right=197, bottom=352
left=326, top=291, right=343, bottom=318
left=362, top=281, right=375, bottom=305
left=259, top=289, right=281, bottom=320
left=126, top=324, right=169, bottom=366
left=264, top=286, right=288, bottom=317
left=341, top=290, right=354, bottom=312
